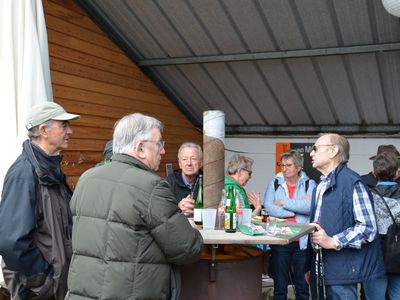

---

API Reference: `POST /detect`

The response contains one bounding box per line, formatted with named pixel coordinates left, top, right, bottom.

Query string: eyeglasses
left=142, top=140, right=165, bottom=149
left=279, top=163, right=294, bottom=168
left=312, top=144, right=334, bottom=152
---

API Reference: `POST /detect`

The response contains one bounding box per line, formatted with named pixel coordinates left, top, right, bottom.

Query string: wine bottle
left=193, top=174, right=203, bottom=225
left=224, top=186, right=237, bottom=233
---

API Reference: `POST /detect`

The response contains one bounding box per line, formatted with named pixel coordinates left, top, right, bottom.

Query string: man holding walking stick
left=305, top=133, right=384, bottom=300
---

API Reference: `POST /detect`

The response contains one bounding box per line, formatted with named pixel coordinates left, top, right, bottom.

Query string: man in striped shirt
left=306, top=133, right=384, bottom=300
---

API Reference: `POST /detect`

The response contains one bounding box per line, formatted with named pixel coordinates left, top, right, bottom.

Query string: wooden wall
left=43, top=0, right=202, bottom=188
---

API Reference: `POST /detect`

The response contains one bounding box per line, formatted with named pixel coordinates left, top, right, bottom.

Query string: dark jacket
left=361, top=172, right=400, bottom=189
left=361, top=172, right=377, bottom=188
left=308, top=164, right=385, bottom=285
left=166, top=169, right=200, bottom=203
left=66, top=154, right=203, bottom=300
left=0, top=140, right=73, bottom=299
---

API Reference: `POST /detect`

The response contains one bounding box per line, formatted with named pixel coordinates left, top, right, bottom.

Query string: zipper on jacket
left=60, top=207, right=71, bottom=240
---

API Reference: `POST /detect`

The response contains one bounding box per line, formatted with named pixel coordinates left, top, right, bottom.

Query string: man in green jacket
left=66, top=113, right=203, bottom=300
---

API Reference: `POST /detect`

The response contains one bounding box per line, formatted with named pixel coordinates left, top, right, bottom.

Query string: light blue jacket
left=263, top=171, right=316, bottom=249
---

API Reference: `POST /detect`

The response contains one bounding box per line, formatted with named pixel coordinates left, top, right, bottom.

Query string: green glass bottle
left=224, top=186, right=237, bottom=233
left=193, top=174, right=203, bottom=225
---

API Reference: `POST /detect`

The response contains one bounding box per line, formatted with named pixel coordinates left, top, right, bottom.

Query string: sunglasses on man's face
left=312, top=144, right=334, bottom=152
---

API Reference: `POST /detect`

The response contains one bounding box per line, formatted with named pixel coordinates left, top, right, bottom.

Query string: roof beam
left=224, top=124, right=400, bottom=135
left=137, top=42, right=400, bottom=66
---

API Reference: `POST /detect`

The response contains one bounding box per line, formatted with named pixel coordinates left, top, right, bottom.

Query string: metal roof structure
left=75, top=0, right=400, bottom=136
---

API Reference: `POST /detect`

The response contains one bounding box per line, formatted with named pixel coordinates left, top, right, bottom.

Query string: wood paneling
left=49, top=44, right=148, bottom=80
left=47, top=28, right=132, bottom=66
left=44, top=0, right=202, bottom=188
left=51, top=71, right=171, bottom=105
left=51, top=57, right=158, bottom=93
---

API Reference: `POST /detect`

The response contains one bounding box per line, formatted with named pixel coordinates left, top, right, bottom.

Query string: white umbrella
left=0, top=0, right=52, bottom=284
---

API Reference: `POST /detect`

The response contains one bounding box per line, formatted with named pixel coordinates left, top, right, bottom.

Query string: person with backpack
left=364, top=151, right=400, bottom=300
left=264, top=149, right=316, bottom=300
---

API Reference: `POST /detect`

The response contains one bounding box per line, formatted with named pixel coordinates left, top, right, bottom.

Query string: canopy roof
left=76, top=0, right=400, bottom=136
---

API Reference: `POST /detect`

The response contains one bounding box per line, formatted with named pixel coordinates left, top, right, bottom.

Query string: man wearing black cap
left=361, top=145, right=400, bottom=188
left=0, top=101, right=80, bottom=299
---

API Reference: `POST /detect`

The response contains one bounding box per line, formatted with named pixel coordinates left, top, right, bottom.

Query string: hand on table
left=178, top=195, right=194, bottom=216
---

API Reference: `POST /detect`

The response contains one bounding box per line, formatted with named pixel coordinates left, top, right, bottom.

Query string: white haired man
left=66, top=113, right=203, bottom=299
left=166, top=142, right=202, bottom=216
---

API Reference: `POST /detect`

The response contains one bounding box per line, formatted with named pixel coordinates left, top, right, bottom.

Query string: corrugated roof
left=75, top=0, right=400, bottom=136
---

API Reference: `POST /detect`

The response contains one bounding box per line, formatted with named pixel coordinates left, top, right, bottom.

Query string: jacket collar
left=325, top=163, right=347, bottom=189
left=173, top=169, right=189, bottom=188
left=374, top=182, right=400, bottom=199
left=112, top=153, right=153, bottom=172
left=23, top=139, right=62, bottom=184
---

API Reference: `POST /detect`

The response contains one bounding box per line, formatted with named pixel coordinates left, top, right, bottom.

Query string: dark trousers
left=271, top=243, right=309, bottom=300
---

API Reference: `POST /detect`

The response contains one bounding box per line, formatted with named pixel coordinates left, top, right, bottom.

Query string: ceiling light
left=382, top=0, right=400, bottom=17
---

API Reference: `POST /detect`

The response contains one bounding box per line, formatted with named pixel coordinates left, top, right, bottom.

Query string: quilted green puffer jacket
left=66, top=154, right=203, bottom=299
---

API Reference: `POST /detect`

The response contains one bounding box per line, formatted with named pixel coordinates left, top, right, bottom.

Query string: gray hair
left=178, top=142, right=203, bottom=160
left=227, top=154, right=254, bottom=175
left=280, top=149, right=304, bottom=169
left=113, top=113, right=163, bottom=154
left=27, top=120, right=54, bottom=140
left=328, top=133, right=349, bottom=163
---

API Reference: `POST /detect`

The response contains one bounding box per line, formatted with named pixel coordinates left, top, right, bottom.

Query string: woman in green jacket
left=224, top=154, right=262, bottom=215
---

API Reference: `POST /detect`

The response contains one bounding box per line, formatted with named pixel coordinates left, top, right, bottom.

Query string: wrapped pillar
left=203, top=111, right=225, bottom=208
